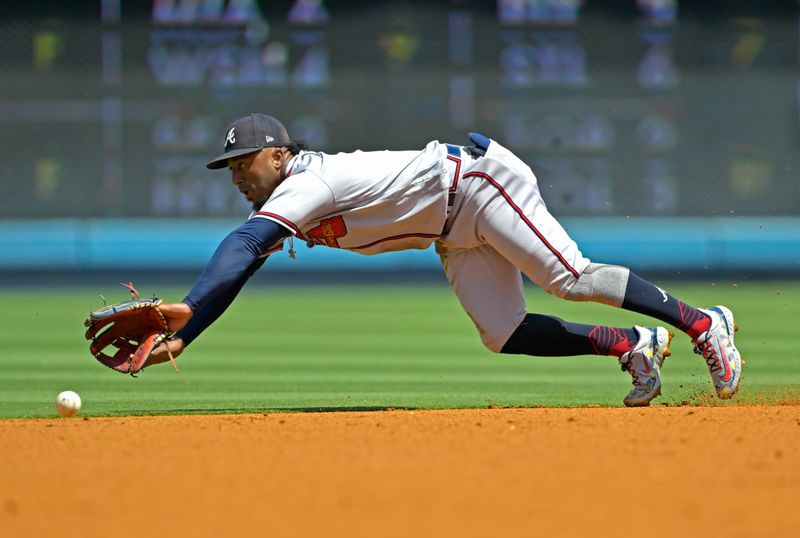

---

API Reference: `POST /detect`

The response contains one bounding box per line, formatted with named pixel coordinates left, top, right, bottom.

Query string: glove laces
left=121, top=281, right=141, bottom=300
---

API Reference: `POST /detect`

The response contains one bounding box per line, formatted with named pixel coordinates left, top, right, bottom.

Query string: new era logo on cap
left=207, top=113, right=291, bottom=169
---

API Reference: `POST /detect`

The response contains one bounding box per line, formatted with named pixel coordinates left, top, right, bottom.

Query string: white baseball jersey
left=253, top=141, right=450, bottom=255
left=251, top=137, right=590, bottom=352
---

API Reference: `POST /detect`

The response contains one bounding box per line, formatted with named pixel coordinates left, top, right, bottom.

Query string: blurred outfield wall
left=0, top=1, right=798, bottom=273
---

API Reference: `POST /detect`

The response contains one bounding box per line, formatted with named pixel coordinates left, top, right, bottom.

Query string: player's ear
left=268, top=147, right=285, bottom=168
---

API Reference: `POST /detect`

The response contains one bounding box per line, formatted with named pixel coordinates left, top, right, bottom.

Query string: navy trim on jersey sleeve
left=183, top=217, right=290, bottom=313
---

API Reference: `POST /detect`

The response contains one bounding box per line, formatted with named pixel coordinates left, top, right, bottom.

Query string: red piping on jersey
left=350, top=233, right=441, bottom=251
left=462, top=171, right=581, bottom=280
left=446, top=155, right=461, bottom=192
left=255, top=212, right=307, bottom=240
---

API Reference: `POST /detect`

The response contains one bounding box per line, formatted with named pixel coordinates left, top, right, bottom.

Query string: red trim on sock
left=608, top=336, right=635, bottom=357
left=686, top=313, right=711, bottom=340
left=588, top=326, right=637, bottom=358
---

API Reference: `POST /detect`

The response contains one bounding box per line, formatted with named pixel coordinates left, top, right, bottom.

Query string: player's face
left=227, top=148, right=286, bottom=208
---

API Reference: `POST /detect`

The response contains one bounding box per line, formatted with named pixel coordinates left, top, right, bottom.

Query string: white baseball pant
left=436, top=141, right=591, bottom=352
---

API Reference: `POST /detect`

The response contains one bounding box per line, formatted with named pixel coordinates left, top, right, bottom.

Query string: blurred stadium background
left=0, top=0, right=798, bottom=279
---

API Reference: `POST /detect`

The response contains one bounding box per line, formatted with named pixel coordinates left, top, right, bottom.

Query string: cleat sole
left=624, top=384, right=661, bottom=408
left=660, top=330, right=674, bottom=367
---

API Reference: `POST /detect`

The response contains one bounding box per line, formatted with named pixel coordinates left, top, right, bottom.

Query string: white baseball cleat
left=620, top=326, right=674, bottom=407
left=692, top=306, right=742, bottom=399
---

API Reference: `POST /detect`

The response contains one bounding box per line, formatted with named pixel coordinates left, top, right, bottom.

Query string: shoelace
left=694, top=339, right=721, bottom=372
left=620, top=360, right=641, bottom=386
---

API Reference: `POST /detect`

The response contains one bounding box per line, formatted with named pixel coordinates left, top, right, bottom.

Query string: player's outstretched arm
left=145, top=218, right=289, bottom=369
left=183, top=217, right=289, bottom=312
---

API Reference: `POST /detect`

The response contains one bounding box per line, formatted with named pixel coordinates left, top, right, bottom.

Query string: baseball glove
left=84, top=282, right=179, bottom=376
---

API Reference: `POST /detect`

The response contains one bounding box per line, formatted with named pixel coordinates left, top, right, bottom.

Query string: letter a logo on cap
left=225, top=127, right=236, bottom=148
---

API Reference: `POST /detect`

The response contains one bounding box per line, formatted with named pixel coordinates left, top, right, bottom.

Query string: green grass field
left=1, top=280, right=797, bottom=418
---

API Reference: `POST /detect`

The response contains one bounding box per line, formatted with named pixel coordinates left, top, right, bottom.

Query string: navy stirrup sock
left=622, top=272, right=710, bottom=339
left=501, top=314, right=637, bottom=358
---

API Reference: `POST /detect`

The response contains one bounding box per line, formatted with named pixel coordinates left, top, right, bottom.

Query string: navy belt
left=444, top=144, right=464, bottom=213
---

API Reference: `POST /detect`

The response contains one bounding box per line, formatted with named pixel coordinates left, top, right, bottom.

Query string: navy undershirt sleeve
left=176, top=218, right=290, bottom=345
left=176, top=256, right=266, bottom=346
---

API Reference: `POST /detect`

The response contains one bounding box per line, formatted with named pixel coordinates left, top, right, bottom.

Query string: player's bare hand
left=158, top=302, right=194, bottom=332
left=146, top=337, right=185, bottom=368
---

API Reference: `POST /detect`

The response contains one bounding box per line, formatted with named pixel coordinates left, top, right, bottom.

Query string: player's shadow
left=267, top=406, right=417, bottom=413
left=124, top=405, right=418, bottom=415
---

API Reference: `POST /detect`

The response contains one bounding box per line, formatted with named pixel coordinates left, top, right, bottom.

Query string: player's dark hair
left=286, top=139, right=308, bottom=155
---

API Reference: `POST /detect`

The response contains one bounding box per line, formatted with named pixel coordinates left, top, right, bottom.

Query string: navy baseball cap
left=206, top=113, right=291, bottom=169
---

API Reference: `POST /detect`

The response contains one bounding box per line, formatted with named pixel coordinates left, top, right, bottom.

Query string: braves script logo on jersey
left=307, top=216, right=348, bottom=247
left=225, top=127, right=236, bottom=149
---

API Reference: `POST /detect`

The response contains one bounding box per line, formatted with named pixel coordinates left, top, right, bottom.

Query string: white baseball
left=55, top=390, right=82, bottom=417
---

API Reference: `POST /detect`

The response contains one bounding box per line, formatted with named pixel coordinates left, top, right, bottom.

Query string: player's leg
left=462, top=142, right=740, bottom=399
left=478, top=206, right=741, bottom=399
left=566, top=264, right=709, bottom=337
left=502, top=315, right=672, bottom=406
left=437, top=242, right=669, bottom=406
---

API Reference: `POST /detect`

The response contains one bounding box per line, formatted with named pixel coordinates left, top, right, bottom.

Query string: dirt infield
left=1, top=406, right=798, bottom=538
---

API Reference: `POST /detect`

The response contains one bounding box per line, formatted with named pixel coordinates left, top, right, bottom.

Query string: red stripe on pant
left=462, top=171, right=580, bottom=279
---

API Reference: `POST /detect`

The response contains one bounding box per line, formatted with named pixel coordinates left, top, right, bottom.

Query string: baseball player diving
left=88, top=113, right=743, bottom=406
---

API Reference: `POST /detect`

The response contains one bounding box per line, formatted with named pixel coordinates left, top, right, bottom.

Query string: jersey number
left=307, top=216, right=347, bottom=248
